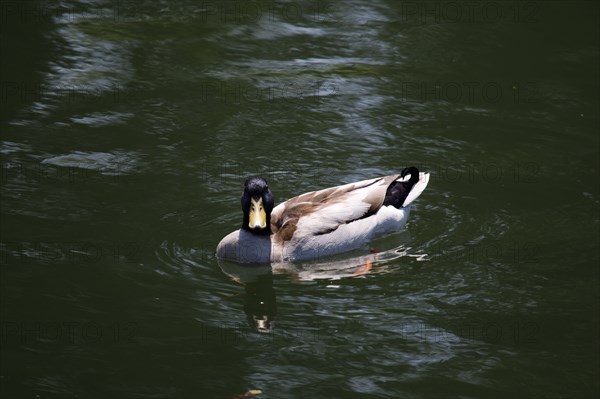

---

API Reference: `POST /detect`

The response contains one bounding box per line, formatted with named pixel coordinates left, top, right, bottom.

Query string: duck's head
left=241, top=176, right=274, bottom=235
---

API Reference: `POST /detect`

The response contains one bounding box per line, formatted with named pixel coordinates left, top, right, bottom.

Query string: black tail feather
left=383, top=167, right=420, bottom=208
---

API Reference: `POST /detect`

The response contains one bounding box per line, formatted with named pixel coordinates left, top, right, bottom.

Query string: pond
left=1, top=1, right=598, bottom=398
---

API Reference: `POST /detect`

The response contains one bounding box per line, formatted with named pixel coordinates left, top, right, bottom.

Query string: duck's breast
left=216, top=229, right=274, bottom=263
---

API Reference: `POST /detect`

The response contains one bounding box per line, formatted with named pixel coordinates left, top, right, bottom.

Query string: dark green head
left=241, top=176, right=274, bottom=235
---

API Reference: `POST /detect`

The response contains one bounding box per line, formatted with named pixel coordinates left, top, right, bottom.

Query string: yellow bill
left=249, top=197, right=266, bottom=229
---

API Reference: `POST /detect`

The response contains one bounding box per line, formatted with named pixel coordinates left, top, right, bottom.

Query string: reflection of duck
left=244, top=273, right=276, bottom=333
left=217, top=262, right=277, bottom=332
left=217, top=167, right=429, bottom=263
left=217, top=238, right=422, bottom=332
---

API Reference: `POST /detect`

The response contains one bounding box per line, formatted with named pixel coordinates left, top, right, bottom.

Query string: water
left=1, top=1, right=598, bottom=398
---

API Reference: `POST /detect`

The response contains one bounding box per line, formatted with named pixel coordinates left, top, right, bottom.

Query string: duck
left=216, top=167, right=429, bottom=263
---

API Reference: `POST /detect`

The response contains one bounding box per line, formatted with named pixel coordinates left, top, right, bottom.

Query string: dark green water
left=1, top=1, right=598, bottom=398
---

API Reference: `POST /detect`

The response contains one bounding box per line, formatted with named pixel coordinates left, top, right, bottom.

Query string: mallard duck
left=216, top=167, right=429, bottom=263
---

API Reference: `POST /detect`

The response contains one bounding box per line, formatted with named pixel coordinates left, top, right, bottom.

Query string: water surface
left=1, top=1, right=598, bottom=398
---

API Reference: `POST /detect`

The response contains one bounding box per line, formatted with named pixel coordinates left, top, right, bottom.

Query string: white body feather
left=281, top=205, right=410, bottom=261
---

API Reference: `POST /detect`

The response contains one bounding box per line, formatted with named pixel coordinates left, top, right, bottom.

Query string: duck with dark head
left=217, top=167, right=429, bottom=263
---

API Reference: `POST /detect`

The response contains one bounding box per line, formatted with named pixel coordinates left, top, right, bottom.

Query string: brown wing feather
left=270, top=175, right=400, bottom=241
